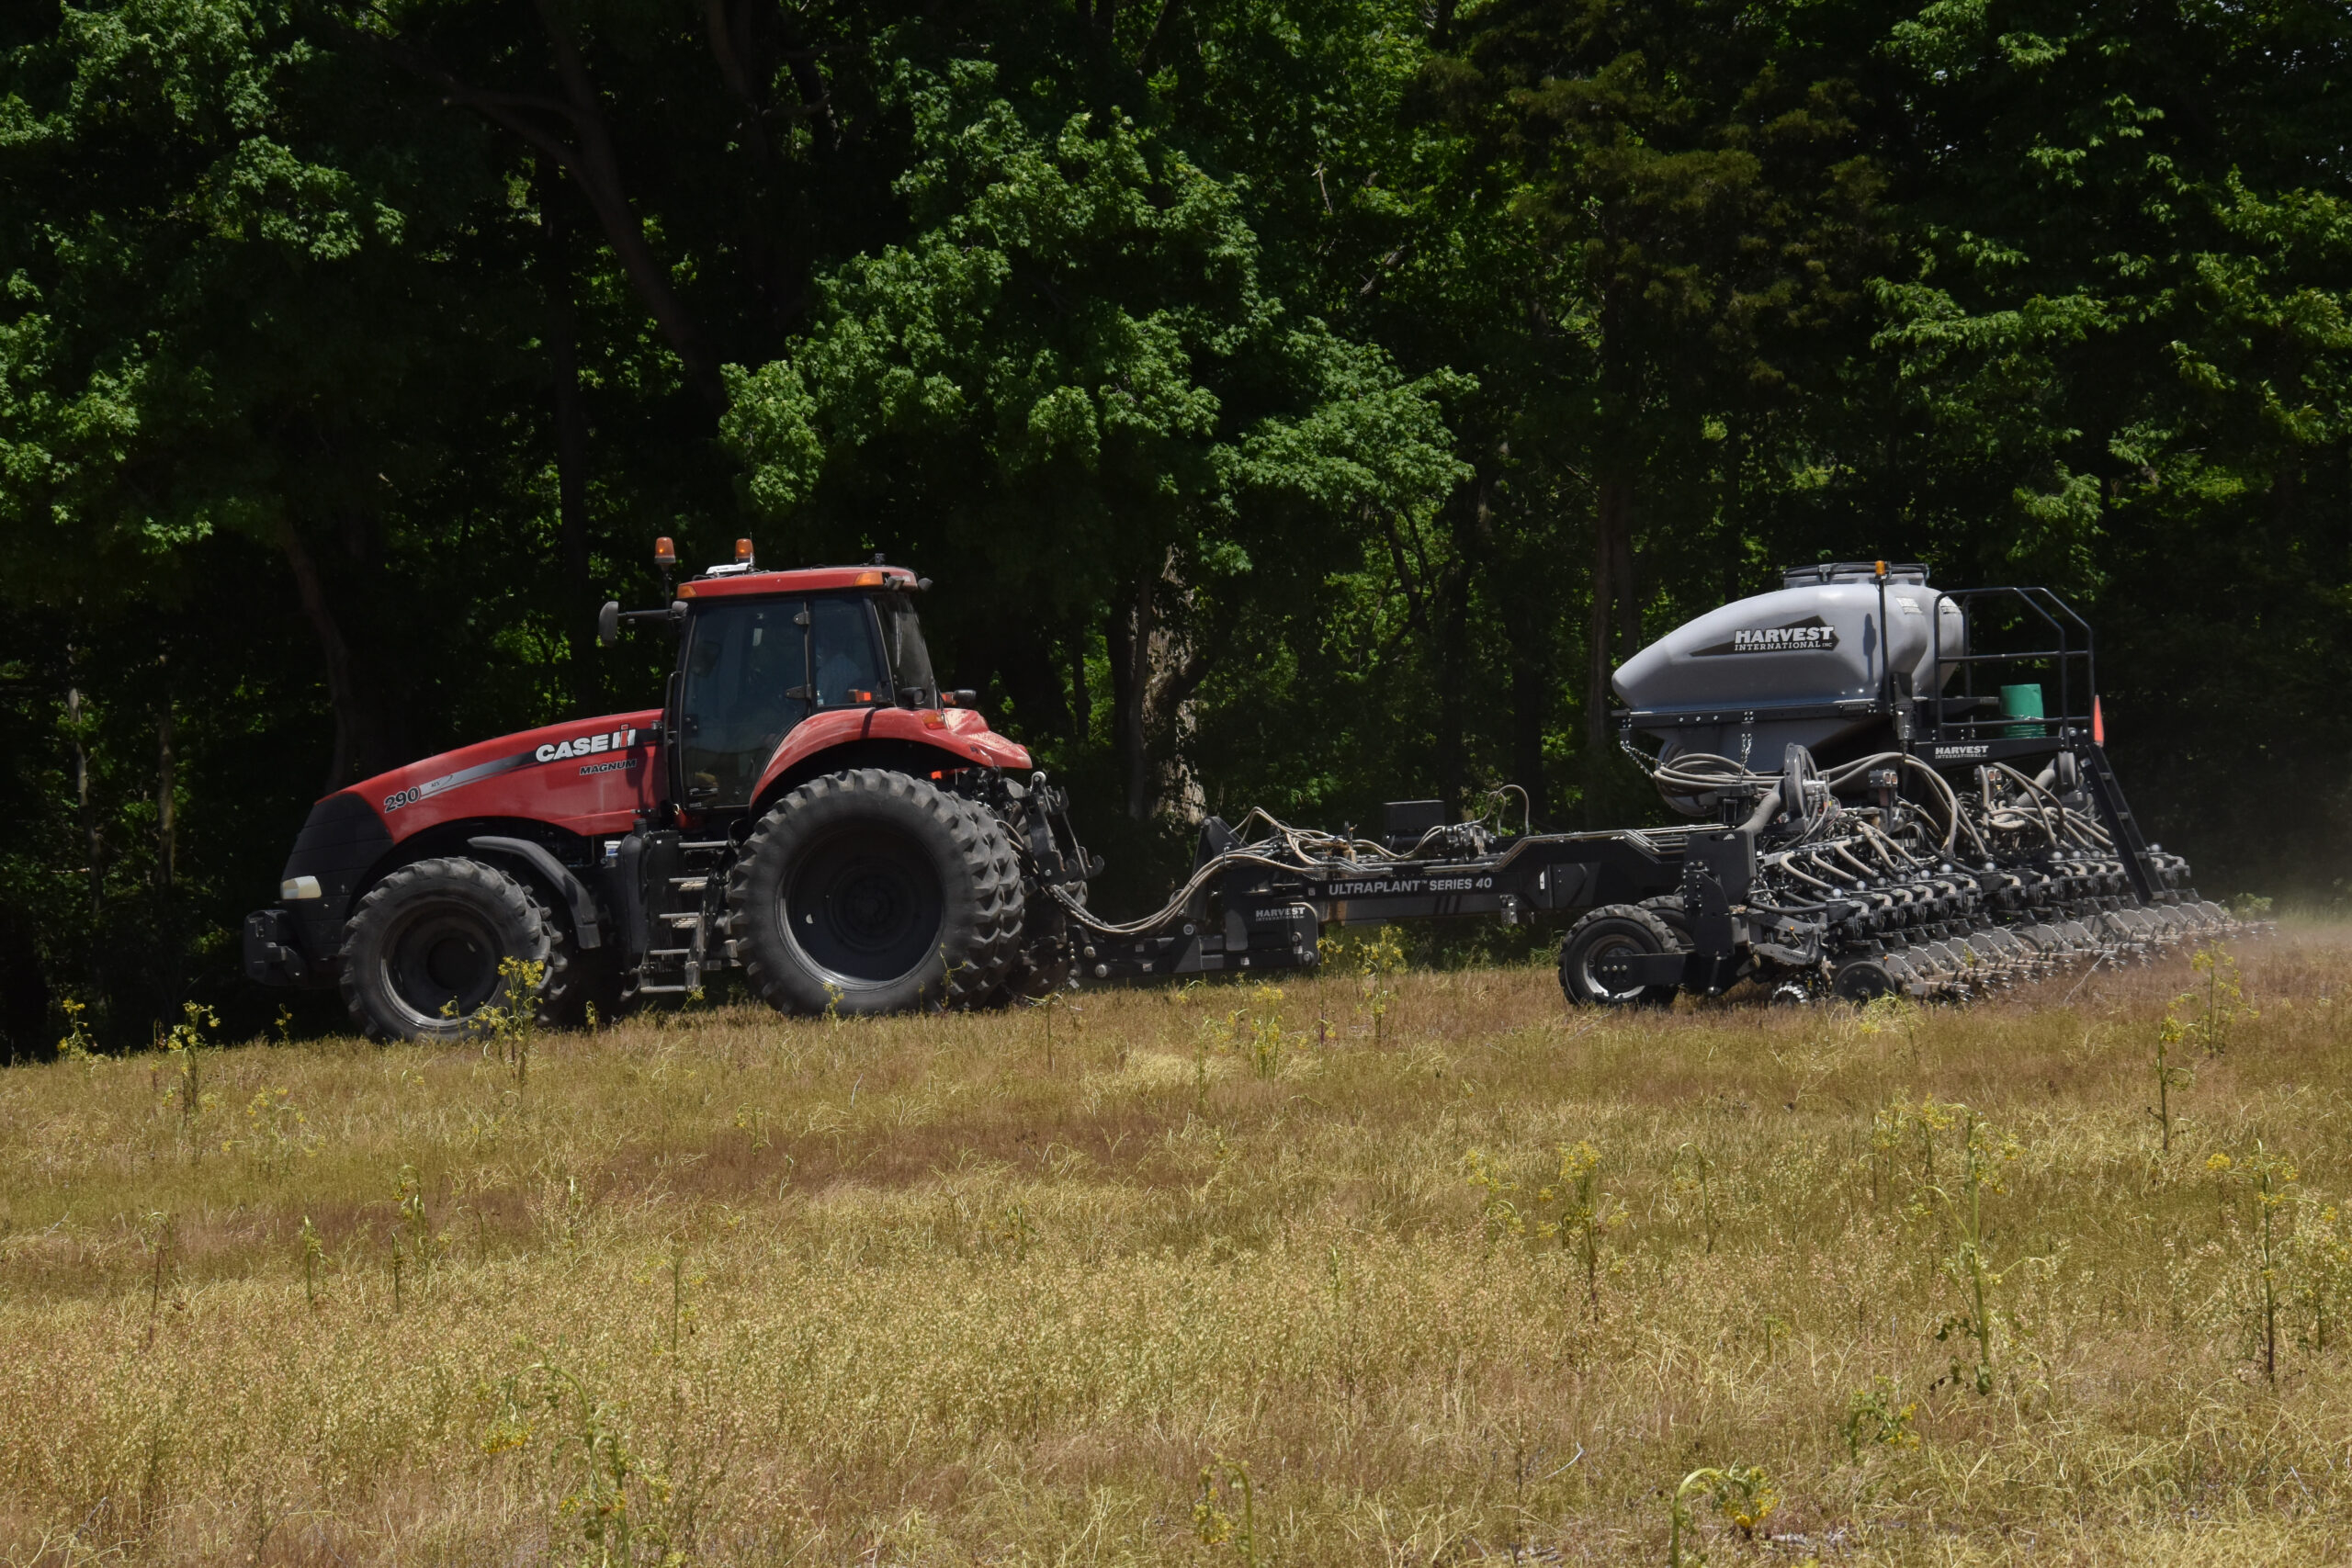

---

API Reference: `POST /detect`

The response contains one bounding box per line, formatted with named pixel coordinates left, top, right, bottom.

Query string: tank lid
left=1780, top=561, right=1930, bottom=589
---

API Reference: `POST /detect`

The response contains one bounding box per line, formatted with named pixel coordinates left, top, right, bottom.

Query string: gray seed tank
left=1613, top=562, right=1966, bottom=813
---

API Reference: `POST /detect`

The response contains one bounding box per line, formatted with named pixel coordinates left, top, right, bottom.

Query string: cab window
left=677, top=595, right=888, bottom=808
left=877, top=594, right=937, bottom=705
left=810, top=596, right=888, bottom=708
left=678, top=600, right=808, bottom=807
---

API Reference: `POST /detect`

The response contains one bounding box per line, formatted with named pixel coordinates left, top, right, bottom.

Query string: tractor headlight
left=280, top=875, right=322, bottom=900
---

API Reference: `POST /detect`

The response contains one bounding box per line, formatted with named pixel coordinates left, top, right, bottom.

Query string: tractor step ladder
left=638, top=854, right=727, bottom=996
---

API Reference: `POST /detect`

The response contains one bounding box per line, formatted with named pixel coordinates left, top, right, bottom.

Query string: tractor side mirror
left=596, top=601, right=620, bottom=648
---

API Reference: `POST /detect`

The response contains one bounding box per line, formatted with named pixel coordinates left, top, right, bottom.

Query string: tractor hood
left=357, top=708, right=668, bottom=842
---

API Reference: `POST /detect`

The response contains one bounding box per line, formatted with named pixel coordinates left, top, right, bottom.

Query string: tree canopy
left=3, top=0, right=2346, bottom=1049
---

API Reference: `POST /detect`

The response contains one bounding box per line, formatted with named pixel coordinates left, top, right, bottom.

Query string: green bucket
left=1998, top=682, right=2046, bottom=738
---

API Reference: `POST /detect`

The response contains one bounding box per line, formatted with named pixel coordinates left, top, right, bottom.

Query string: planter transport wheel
left=1557, top=903, right=1683, bottom=1008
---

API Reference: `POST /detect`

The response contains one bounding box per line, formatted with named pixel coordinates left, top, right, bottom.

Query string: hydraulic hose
left=1048, top=796, right=1634, bottom=940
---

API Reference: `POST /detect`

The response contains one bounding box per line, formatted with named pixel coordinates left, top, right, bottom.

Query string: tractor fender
left=467, top=835, right=605, bottom=950
left=748, top=707, right=1032, bottom=808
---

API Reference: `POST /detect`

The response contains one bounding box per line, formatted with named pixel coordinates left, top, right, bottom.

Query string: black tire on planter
left=1638, top=894, right=1694, bottom=950
left=338, top=857, right=575, bottom=1042
left=1558, top=903, right=1683, bottom=1008
left=728, top=770, right=1022, bottom=1016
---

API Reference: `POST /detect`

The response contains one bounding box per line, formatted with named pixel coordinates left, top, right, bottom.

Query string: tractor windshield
left=876, top=594, right=937, bottom=705
left=808, top=596, right=887, bottom=708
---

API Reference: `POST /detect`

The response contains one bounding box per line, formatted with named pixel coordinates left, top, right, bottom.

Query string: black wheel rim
left=381, top=900, right=505, bottom=1027
left=1574, top=931, right=1655, bottom=1004
left=1836, top=964, right=1894, bottom=1002
left=784, top=825, right=944, bottom=987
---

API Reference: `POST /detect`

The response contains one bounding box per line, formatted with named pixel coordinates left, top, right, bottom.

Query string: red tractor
left=245, top=541, right=1096, bottom=1040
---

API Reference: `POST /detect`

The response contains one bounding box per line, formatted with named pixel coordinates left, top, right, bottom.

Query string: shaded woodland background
left=2, top=0, right=2346, bottom=1050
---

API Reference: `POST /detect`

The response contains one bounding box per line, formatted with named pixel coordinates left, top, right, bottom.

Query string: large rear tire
left=339, top=857, right=575, bottom=1042
left=1558, top=904, right=1682, bottom=1008
left=728, top=770, right=1022, bottom=1015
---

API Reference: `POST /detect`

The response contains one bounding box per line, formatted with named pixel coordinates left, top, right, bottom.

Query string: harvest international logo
left=1733, top=624, right=1837, bottom=651
left=1694, top=617, right=1839, bottom=657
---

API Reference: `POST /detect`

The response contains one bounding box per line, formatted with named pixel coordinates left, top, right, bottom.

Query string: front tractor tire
left=1558, top=903, right=1683, bottom=1009
left=728, top=769, right=1022, bottom=1016
left=338, top=856, right=579, bottom=1042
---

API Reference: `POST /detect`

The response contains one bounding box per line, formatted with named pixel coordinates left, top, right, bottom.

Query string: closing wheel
left=1832, top=958, right=1898, bottom=1002
left=338, top=857, right=572, bottom=1042
left=1558, top=904, right=1682, bottom=1008
left=728, top=769, right=1021, bottom=1015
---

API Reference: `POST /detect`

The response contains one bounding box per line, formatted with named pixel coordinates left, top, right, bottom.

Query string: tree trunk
left=279, top=519, right=390, bottom=792
left=989, top=626, right=1070, bottom=741
left=1434, top=558, right=1469, bottom=818
left=1069, top=628, right=1093, bottom=743
left=1107, top=554, right=1212, bottom=822
left=1587, top=280, right=1642, bottom=762
left=701, top=0, right=772, bottom=165
left=382, top=10, right=727, bottom=412
left=1106, top=581, right=1146, bottom=818
left=1615, top=496, right=1641, bottom=657
left=0, top=914, right=50, bottom=1064
left=528, top=0, right=725, bottom=410
left=1585, top=476, right=1636, bottom=752
left=1510, top=646, right=1546, bottom=822
left=155, top=678, right=180, bottom=1000
left=64, top=672, right=98, bottom=917
left=545, top=198, right=596, bottom=707
left=156, top=695, right=175, bottom=890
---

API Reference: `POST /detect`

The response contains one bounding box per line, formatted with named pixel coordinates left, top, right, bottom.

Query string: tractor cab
left=675, top=586, right=929, bottom=807
left=600, top=543, right=1018, bottom=827
left=633, top=551, right=938, bottom=813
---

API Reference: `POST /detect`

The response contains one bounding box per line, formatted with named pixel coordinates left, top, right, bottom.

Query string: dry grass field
left=2, top=926, right=2348, bottom=1566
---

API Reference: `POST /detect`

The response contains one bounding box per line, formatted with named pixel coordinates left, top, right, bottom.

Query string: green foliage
left=2147, top=1020, right=2195, bottom=1155
left=1669, top=1462, right=1775, bottom=1567
left=1843, top=1376, right=1919, bottom=1461
left=2210, top=1145, right=2300, bottom=1383
left=722, top=58, right=1471, bottom=588
left=2171, top=944, right=2255, bottom=1058
left=1354, top=926, right=1407, bottom=1047
left=1193, top=1455, right=1259, bottom=1563
left=1926, top=1106, right=2021, bottom=1397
